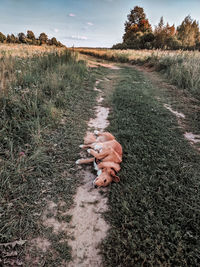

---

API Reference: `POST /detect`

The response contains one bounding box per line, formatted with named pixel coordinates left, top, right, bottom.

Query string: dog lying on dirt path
left=76, top=131, right=122, bottom=187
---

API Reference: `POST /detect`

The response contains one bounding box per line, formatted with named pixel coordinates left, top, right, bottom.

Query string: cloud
left=87, top=22, right=94, bottom=26
left=54, top=28, right=59, bottom=33
left=69, top=13, right=76, bottom=17
left=65, top=35, right=88, bottom=40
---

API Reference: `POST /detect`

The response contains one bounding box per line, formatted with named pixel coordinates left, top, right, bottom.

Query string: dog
left=76, top=131, right=122, bottom=187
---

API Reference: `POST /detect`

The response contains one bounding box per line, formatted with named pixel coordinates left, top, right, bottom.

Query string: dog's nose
left=94, top=184, right=98, bottom=189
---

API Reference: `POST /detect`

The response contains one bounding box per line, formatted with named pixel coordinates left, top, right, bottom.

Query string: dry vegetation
left=77, top=48, right=200, bottom=98
left=0, top=45, right=97, bottom=265
left=0, top=44, right=65, bottom=57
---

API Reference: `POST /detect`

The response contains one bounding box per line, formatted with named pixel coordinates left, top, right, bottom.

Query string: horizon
left=1, top=0, right=200, bottom=48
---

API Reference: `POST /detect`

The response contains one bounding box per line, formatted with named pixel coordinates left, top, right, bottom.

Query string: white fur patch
left=94, top=130, right=99, bottom=135
left=94, top=144, right=102, bottom=151
left=97, top=169, right=102, bottom=176
left=94, top=161, right=99, bottom=171
left=75, top=160, right=80, bottom=164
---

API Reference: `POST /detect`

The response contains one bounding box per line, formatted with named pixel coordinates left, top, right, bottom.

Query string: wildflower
left=19, top=151, right=25, bottom=157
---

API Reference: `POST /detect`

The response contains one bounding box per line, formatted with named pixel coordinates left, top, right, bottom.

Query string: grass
left=101, top=66, right=200, bottom=266
left=0, top=48, right=97, bottom=265
left=77, top=48, right=200, bottom=99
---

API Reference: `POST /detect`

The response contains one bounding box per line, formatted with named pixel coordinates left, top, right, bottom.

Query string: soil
left=67, top=76, right=114, bottom=266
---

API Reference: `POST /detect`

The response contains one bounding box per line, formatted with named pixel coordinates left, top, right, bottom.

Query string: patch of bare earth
left=67, top=74, right=121, bottom=266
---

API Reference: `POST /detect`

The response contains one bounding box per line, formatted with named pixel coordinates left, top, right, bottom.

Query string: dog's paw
left=79, top=144, right=84, bottom=148
left=75, top=159, right=80, bottom=164
left=94, top=130, right=99, bottom=135
left=87, top=149, right=91, bottom=154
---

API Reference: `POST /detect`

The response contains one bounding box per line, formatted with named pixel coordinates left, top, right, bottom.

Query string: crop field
left=77, top=48, right=200, bottom=99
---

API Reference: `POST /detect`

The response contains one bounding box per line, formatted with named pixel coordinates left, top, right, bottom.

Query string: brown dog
left=76, top=131, right=122, bottom=187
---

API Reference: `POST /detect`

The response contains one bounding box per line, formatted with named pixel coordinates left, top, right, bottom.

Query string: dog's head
left=93, top=168, right=120, bottom=187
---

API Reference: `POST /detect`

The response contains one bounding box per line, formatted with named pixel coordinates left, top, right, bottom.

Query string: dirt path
left=67, top=71, right=119, bottom=266
left=132, top=64, right=200, bottom=151
left=67, top=57, right=200, bottom=266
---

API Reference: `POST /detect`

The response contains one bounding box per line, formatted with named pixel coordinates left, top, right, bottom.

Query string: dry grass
left=0, top=44, right=65, bottom=58
left=0, top=45, right=97, bottom=265
left=77, top=48, right=200, bottom=97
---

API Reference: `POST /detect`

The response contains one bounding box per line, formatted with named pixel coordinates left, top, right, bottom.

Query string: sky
left=0, top=0, right=200, bottom=47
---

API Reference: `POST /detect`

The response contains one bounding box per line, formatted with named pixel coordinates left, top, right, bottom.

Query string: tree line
left=113, top=6, right=200, bottom=50
left=0, top=30, right=65, bottom=47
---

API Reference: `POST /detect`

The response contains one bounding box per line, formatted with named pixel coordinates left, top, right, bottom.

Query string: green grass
left=0, top=50, right=97, bottom=265
left=101, top=67, right=200, bottom=266
left=78, top=49, right=200, bottom=99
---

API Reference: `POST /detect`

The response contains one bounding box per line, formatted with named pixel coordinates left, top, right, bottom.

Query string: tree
left=26, top=30, right=36, bottom=44
left=49, top=37, right=58, bottom=46
left=10, top=34, right=17, bottom=43
left=6, top=34, right=11, bottom=43
left=18, top=32, right=27, bottom=43
left=27, top=30, right=35, bottom=40
left=39, top=32, right=48, bottom=45
left=154, top=17, right=177, bottom=49
left=0, top=32, right=6, bottom=43
left=123, top=6, right=152, bottom=49
left=177, top=15, right=200, bottom=49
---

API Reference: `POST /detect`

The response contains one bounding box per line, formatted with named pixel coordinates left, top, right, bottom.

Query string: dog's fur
left=76, top=131, right=122, bottom=187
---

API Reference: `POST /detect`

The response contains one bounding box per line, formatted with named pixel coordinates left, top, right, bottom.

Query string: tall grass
left=0, top=48, right=97, bottom=265
left=77, top=48, right=200, bottom=98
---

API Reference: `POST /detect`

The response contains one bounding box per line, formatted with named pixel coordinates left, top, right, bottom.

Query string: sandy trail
left=67, top=79, right=111, bottom=266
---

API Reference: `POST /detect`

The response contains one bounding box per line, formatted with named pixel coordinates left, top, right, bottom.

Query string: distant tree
left=10, top=34, right=17, bottom=43
left=153, top=17, right=177, bottom=49
left=26, top=30, right=36, bottom=44
left=27, top=30, right=35, bottom=40
left=177, top=15, right=200, bottom=49
left=0, top=32, right=6, bottom=43
left=123, top=6, right=152, bottom=49
left=39, top=32, right=48, bottom=45
left=49, top=37, right=58, bottom=46
left=140, top=32, right=155, bottom=49
left=112, top=42, right=128, bottom=49
left=18, top=32, right=27, bottom=43
left=6, top=34, right=11, bottom=43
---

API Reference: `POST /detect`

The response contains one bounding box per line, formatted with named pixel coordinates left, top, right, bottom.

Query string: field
left=99, top=66, right=200, bottom=266
left=77, top=48, right=200, bottom=98
left=0, top=45, right=200, bottom=266
left=0, top=45, right=97, bottom=265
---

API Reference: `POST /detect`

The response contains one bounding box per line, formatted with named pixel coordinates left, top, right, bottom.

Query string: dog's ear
left=112, top=175, right=120, bottom=183
left=110, top=169, right=120, bottom=183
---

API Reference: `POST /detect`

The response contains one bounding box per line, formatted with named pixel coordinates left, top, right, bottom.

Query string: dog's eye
left=104, top=179, right=107, bottom=183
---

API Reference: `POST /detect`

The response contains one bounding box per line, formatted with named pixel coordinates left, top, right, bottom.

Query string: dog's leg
left=87, top=148, right=111, bottom=159
left=76, top=157, right=95, bottom=164
left=79, top=144, right=92, bottom=149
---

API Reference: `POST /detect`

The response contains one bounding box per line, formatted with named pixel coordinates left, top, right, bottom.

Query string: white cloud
left=54, top=28, right=59, bottom=33
left=69, top=13, right=76, bottom=17
left=67, top=35, right=88, bottom=40
left=87, top=22, right=94, bottom=26
left=72, top=35, right=88, bottom=40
